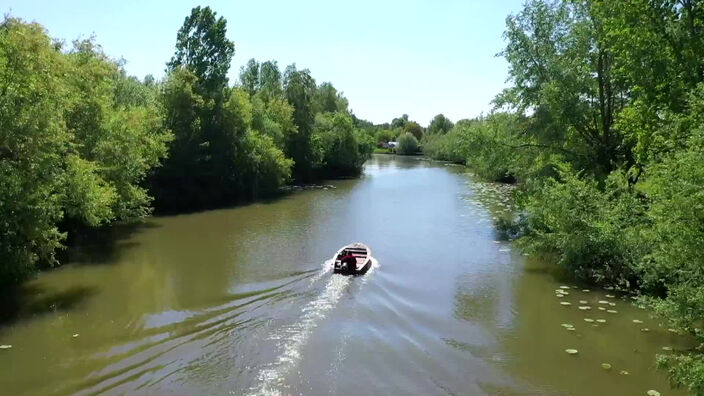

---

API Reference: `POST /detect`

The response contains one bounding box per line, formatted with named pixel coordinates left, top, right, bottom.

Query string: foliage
left=396, top=133, right=419, bottom=155
left=312, top=112, right=373, bottom=176
left=0, top=18, right=171, bottom=285
left=403, top=121, right=423, bottom=141
left=167, top=6, right=234, bottom=96
left=427, top=114, right=454, bottom=135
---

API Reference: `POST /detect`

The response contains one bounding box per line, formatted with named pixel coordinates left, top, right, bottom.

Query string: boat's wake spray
left=246, top=257, right=378, bottom=396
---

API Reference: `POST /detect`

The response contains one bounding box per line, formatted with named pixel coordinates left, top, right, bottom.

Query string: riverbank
left=0, top=155, right=687, bottom=395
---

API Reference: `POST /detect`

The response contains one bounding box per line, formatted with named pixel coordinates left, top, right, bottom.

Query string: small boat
left=333, top=243, right=372, bottom=275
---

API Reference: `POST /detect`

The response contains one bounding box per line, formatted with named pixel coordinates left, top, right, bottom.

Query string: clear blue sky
left=2, top=0, right=524, bottom=126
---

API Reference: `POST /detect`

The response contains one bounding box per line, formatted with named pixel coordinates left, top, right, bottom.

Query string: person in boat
left=340, top=249, right=357, bottom=274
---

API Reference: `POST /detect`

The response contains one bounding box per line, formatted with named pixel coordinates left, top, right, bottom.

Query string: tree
left=403, top=121, right=423, bottom=141
left=391, top=114, right=409, bottom=129
left=283, top=64, right=317, bottom=180
left=312, top=112, right=373, bottom=176
left=167, top=6, right=234, bottom=96
left=427, top=113, right=454, bottom=134
left=497, top=0, right=628, bottom=177
left=313, top=82, right=348, bottom=114
left=396, top=133, right=419, bottom=155
left=259, top=60, right=283, bottom=100
left=240, top=58, right=259, bottom=95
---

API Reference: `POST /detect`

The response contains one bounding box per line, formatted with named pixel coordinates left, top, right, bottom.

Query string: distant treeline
left=0, top=7, right=384, bottom=287
left=424, top=1, right=704, bottom=393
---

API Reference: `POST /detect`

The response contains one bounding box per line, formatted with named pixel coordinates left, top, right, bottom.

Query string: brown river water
left=0, top=154, right=691, bottom=395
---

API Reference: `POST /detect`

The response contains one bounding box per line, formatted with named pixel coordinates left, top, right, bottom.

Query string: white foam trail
left=246, top=257, right=380, bottom=396
left=247, top=269, right=351, bottom=396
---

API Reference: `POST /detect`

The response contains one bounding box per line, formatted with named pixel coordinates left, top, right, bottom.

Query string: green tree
left=427, top=114, right=454, bottom=135
left=283, top=64, right=317, bottom=180
left=396, top=132, right=419, bottom=155
left=403, top=121, right=423, bottom=141
left=167, top=6, right=234, bottom=96
left=240, top=58, right=259, bottom=96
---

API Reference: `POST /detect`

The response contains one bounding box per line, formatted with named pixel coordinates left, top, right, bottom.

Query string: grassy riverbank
left=424, top=1, right=704, bottom=393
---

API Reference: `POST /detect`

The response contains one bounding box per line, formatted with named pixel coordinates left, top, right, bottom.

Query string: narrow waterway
left=0, top=155, right=689, bottom=395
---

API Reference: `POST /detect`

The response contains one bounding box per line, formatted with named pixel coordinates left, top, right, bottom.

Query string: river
left=0, top=154, right=690, bottom=395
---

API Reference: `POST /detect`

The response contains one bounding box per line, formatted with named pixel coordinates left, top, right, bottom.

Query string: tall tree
left=240, top=58, right=259, bottom=96
left=427, top=114, right=454, bottom=134
left=166, top=6, right=234, bottom=96
left=283, top=64, right=317, bottom=180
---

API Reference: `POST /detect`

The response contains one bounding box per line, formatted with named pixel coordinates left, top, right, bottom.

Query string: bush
left=396, top=132, right=419, bottom=155
left=520, top=165, right=649, bottom=287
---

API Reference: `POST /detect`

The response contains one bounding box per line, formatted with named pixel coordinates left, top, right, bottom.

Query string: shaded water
left=0, top=155, right=689, bottom=395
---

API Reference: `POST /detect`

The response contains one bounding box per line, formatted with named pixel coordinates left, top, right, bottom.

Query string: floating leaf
left=601, top=363, right=612, bottom=370
left=609, top=302, right=616, bottom=307
left=582, top=289, right=590, bottom=292
left=566, top=327, right=576, bottom=331
left=647, top=391, right=661, bottom=396
left=584, top=318, right=595, bottom=323
left=556, top=294, right=565, bottom=298
left=606, top=294, right=615, bottom=298
left=561, top=323, right=574, bottom=328
left=560, top=302, right=572, bottom=306
left=632, top=320, right=644, bottom=324
left=565, top=349, right=579, bottom=355
left=662, top=346, right=673, bottom=351
left=597, top=319, right=606, bottom=323
left=579, top=306, right=591, bottom=310
left=620, top=370, right=630, bottom=375
left=560, top=286, right=570, bottom=289
left=579, top=300, right=588, bottom=304
left=641, top=328, right=650, bottom=332
left=72, top=333, right=79, bottom=338
left=598, top=301, right=610, bottom=305
left=598, top=307, right=606, bottom=311
left=0, top=345, right=11, bottom=350
left=607, top=310, right=618, bottom=314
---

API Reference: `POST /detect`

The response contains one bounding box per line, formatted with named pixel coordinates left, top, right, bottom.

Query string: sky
left=2, top=0, right=525, bottom=126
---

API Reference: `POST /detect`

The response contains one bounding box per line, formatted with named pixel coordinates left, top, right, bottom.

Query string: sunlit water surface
left=0, top=155, right=689, bottom=395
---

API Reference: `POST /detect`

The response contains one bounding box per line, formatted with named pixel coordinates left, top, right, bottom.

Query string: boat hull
left=332, top=243, right=372, bottom=275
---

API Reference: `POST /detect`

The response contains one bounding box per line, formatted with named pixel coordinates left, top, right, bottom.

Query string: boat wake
left=246, top=257, right=378, bottom=396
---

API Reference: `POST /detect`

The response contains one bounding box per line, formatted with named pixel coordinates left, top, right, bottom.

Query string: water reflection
left=0, top=155, right=688, bottom=396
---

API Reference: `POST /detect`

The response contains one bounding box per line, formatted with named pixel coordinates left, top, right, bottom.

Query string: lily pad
left=582, top=289, right=590, bottom=292
left=561, top=323, right=574, bottom=328
left=578, top=306, right=591, bottom=310
left=607, top=310, right=618, bottom=314
left=620, top=370, right=630, bottom=375
left=72, top=333, right=79, bottom=338
left=601, top=363, right=612, bottom=370
left=560, top=286, right=570, bottom=289
left=641, top=328, right=650, bottom=332
left=565, top=348, right=579, bottom=355
left=598, top=307, right=606, bottom=311
left=647, top=391, right=661, bottom=396
left=598, top=300, right=610, bottom=305
left=560, top=302, right=572, bottom=306
left=606, top=294, right=615, bottom=298
left=566, top=327, right=576, bottom=331
left=584, top=318, right=595, bottom=323
left=579, top=300, right=588, bottom=304
left=0, top=345, right=11, bottom=350
left=632, top=319, right=644, bottom=324
left=609, top=302, right=617, bottom=307
left=662, top=346, right=673, bottom=351
left=596, top=319, right=606, bottom=323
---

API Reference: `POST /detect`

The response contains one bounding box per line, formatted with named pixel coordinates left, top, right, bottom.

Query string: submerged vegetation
left=424, top=0, right=704, bottom=392
left=0, top=7, right=372, bottom=286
